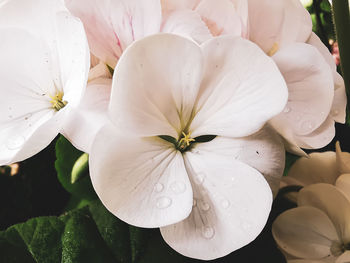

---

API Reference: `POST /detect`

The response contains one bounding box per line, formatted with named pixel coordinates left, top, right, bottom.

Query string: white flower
left=89, top=33, right=288, bottom=260
left=273, top=182, right=350, bottom=263
left=0, top=0, right=89, bottom=164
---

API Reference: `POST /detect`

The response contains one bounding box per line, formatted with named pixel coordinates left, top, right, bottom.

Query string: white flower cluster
left=0, top=0, right=345, bottom=260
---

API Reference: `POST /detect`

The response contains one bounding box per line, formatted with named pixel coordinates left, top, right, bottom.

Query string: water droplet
left=221, top=199, right=230, bottom=209
left=193, top=199, right=197, bottom=207
left=332, top=109, right=339, bottom=116
left=154, top=183, right=164, bottom=193
left=283, top=107, right=291, bottom=113
left=170, top=181, right=186, bottom=194
left=242, top=222, right=251, bottom=231
left=300, top=121, right=314, bottom=133
left=199, top=201, right=210, bottom=211
left=156, top=197, right=172, bottom=209
left=194, top=172, right=205, bottom=185
left=202, top=226, right=215, bottom=239
left=6, top=136, right=25, bottom=150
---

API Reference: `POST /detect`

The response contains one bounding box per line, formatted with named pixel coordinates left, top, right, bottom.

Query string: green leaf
left=283, top=152, right=300, bottom=177
left=55, top=136, right=97, bottom=201
left=71, top=153, right=89, bottom=184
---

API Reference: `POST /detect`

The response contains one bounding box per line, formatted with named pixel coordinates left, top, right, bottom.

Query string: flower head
left=89, top=33, right=288, bottom=259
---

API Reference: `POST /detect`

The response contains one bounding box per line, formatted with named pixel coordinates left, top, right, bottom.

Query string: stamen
left=267, top=42, right=279, bottom=56
left=50, top=91, right=68, bottom=111
left=177, top=132, right=195, bottom=151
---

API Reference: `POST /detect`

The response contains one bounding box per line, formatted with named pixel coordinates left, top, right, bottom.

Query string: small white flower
left=89, top=33, right=288, bottom=260
left=0, top=0, right=89, bottom=164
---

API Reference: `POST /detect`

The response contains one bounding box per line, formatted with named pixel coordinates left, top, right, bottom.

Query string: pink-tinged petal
left=247, top=0, right=312, bottom=54
left=161, top=150, right=272, bottom=260
left=294, top=117, right=335, bottom=150
left=195, top=0, right=242, bottom=37
left=283, top=151, right=338, bottom=187
left=336, top=142, right=350, bottom=174
left=161, top=9, right=212, bottom=44
left=66, top=0, right=162, bottom=67
left=191, top=36, right=287, bottom=138
left=89, top=124, right=193, bottom=228
left=109, top=34, right=204, bottom=138
left=88, top=62, right=112, bottom=82
left=62, top=78, right=111, bottom=153
left=298, top=184, right=350, bottom=242
left=335, top=174, right=350, bottom=201
left=270, top=43, right=333, bottom=139
left=307, top=33, right=346, bottom=124
left=273, top=206, right=338, bottom=259
left=189, top=126, right=285, bottom=197
left=0, top=28, right=65, bottom=164
left=336, top=251, right=350, bottom=263
left=161, top=0, right=200, bottom=13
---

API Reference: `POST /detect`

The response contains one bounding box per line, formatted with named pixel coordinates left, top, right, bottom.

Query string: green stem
left=332, top=0, right=350, bottom=123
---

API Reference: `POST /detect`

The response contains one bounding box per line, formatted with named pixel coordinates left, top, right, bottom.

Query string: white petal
left=66, top=0, right=162, bottom=67
left=89, top=123, right=193, bottom=228
left=336, top=251, right=350, bottom=263
left=247, top=0, right=312, bottom=54
left=283, top=151, right=338, bottom=187
left=0, top=28, right=63, bottom=164
left=273, top=206, right=338, bottom=259
left=298, top=184, right=350, bottom=242
left=335, top=174, right=350, bottom=201
left=161, top=148, right=272, bottom=260
left=189, top=126, right=285, bottom=197
left=336, top=142, right=350, bottom=174
left=61, top=78, right=111, bottom=153
left=195, top=0, right=242, bottom=37
left=191, top=36, right=288, bottom=138
left=161, top=9, right=212, bottom=44
left=109, top=34, right=204, bottom=138
left=270, top=43, right=334, bottom=139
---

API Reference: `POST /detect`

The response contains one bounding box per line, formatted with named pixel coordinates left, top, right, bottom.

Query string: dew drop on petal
left=200, top=201, right=210, bottom=211
left=194, top=172, right=205, bottom=185
left=242, top=222, right=252, bottom=231
left=6, top=136, right=25, bottom=150
left=202, top=226, right=215, bottom=239
left=332, top=109, right=339, bottom=116
left=300, top=121, right=314, bottom=133
left=154, top=183, right=164, bottom=193
left=283, top=107, right=291, bottom=113
left=170, top=181, right=186, bottom=194
left=193, top=199, right=197, bottom=207
left=221, top=199, right=230, bottom=209
left=156, top=197, right=172, bottom=209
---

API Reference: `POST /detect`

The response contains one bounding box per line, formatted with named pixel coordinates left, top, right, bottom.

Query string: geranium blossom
left=273, top=182, right=350, bottom=263
left=0, top=0, right=89, bottom=164
left=89, top=33, right=288, bottom=259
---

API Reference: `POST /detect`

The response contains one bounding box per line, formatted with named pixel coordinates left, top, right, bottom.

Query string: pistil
left=50, top=91, right=68, bottom=111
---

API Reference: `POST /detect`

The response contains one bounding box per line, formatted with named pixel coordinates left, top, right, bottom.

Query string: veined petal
left=0, top=28, right=65, bottom=164
left=194, top=0, right=242, bottom=37
left=298, top=184, right=350, bottom=242
left=191, top=36, right=287, bottom=138
left=161, top=149, right=272, bottom=260
left=270, top=43, right=334, bottom=138
left=62, top=78, right=111, bottom=153
left=272, top=207, right=338, bottom=259
left=109, top=34, right=204, bottom=138
left=189, top=126, right=285, bottom=197
left=307, top=33, right=336, bottom=71
left=66, top=0, right=162, bottom=67
left=161, top=9, right=212, bottom=44
left=247, top=0, right=312, bottom=54
left=283, top=151, right=338, bottom=187
left=335, top=174, right=350, bottom=201
left=89, top=123, right=193, bottom=228
left=160, top=0, right=200, bottom=13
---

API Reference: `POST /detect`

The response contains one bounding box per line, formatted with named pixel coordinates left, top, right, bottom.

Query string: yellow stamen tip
left=267, top=42, right=279, bottom=56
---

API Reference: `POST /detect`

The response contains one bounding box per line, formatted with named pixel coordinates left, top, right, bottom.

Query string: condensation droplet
left=332, top=110, right=339, bottom=116
left=154, top=183, right=164, bottom=193
left=202, top=226, right=215, bottom=239
left=199, top=201, right=210, bottom=211
left=193, top=199, right=197, bottom=207
left=156, top=197, right=172, bottom=209
left=300, top=121, right=314, bottom=133
left=283, top=107, right=291, bottom=113
left=194, top=172, right=205, bottom=185
left=221, top=199, right=230, bottom=209
left=170, top=181, right=186, bottom=194
left=242, top=222, right=251, bottom=231
left=6, top=136, right=25, bottom=150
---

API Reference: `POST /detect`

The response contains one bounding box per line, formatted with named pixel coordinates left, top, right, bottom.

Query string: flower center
left=50, top=91, right=67, bottom=111
left=177, top=132, right=195, bottom=152
left=331, top=241, right=350, bottom=256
